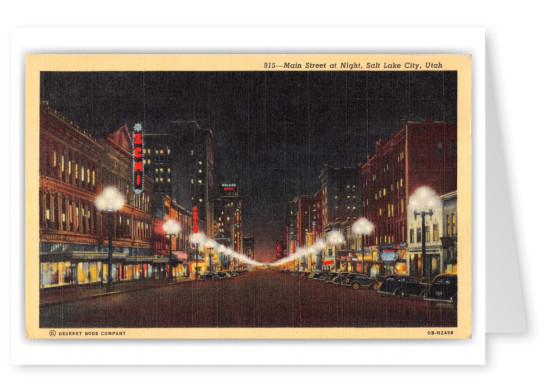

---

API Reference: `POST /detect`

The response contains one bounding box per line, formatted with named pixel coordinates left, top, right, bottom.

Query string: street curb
left=39, top=278, right=195, bottom=308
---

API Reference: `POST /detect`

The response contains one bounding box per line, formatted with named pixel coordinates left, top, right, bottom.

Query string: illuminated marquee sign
left=221, top=183, right=237, bottom=192
left=133, top=123, right=144, bottom=194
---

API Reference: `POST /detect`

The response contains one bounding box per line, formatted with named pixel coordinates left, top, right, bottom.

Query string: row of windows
left=143, top=148, right=171, bottom=155
left=41, top=143, right=97, bottom=192
left=410, top=225, right=440, bottom=244
left=374, top=178, right=404, bottom=200
left=40, top=191, right=98, bottom=235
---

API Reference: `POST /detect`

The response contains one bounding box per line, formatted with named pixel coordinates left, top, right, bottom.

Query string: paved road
left=40, top=269, right=456, bottom=328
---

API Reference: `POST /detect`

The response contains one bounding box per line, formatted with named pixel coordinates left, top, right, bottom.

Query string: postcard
left=25, top=54, right=471, bottom=339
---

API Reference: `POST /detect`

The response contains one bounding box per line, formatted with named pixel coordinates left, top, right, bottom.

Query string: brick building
left=361, top=120, right=457, bottom=276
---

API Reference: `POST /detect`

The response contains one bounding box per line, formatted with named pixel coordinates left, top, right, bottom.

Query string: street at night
left=40, top=269, right=456, bottom=329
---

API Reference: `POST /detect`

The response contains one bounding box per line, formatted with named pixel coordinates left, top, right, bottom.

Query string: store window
left=452, top=214, right=457, bottom=235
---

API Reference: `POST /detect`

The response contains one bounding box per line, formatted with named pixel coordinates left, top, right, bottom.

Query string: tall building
left=319, top=165, right=362, bottom=233
left=144, top=120, right=214, bottom=237
left=243, top=236, right=255, bottom=260
left=293, top=193, right=323, bottom=248
left=361, top=120, right=457, bottom=276
left=287, top=200, right=298, bottom=256
left=214, top=183, right=243, bottom=253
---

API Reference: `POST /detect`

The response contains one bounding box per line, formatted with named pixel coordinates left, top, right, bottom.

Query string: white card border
left=10, top=27, right=485, bottom=365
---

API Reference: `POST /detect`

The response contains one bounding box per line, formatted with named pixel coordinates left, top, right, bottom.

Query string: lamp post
left=163, top=219, right=182, bottom=282
left=95, top=186, right=125, bottom=292
left=327, top=230, right=345, bottom=272
left=190, top=232, right=205, bottom=280
left=409, top=187, right=441, bottom=283
left=352, top=218, right=374, bottom=274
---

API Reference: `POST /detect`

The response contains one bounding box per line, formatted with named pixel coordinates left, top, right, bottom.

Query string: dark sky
left=40, top=71, right=457, bottom=262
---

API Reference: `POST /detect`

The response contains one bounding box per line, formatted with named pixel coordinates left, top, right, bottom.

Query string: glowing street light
left=190, top=232, right=206, bottom=280
left=163, top=219, right=182, bottom=282
left=327, top=230, right=345, bottom=271
left=352, top=217, right=374, bottom=274
left=409, top=186, right=442, bottom=283
left=95, top=186, right=125, bottom=292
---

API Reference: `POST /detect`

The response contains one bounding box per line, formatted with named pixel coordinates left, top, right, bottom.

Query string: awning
left=125, top=256, right=153, bottom=264
left=39, top=251, right=126, bottom=262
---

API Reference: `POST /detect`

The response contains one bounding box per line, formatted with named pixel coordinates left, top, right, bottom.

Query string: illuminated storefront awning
left=39, top=251, right=126, bottom=262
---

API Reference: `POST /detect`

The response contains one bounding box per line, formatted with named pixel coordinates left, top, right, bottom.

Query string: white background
left=2, top=1, right=548, bottom=389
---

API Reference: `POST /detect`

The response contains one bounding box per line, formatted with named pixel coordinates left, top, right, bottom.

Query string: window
left=410, top=229, right=414, bottom=243
left=446, top=215, right=451, bottom=236
left=416, top=227, right=421, bottom=243
left=433, top=224, right=439, bottom=241
left=425, top=226, right=430, bottom=242
left=452, top=214, right=457, bottom=235
left=438, top=141, right=443, bottom=157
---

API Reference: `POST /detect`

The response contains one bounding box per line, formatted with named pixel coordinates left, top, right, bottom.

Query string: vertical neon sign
left=133, top=123, right=144, bottom=194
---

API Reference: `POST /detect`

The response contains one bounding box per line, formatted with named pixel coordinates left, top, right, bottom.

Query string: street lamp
left=327, top=230, right=345, bottom=271
left=163, top=218, right=182, bottom=282
left=205, top=239, right=217, bottom=272
left=190, top=232, right=206, bottom=280
left=95, top=186, right=125, bottom=292
left=352, top=217, right=374, bottom=274
left=409, top=187, right=441, bottom=283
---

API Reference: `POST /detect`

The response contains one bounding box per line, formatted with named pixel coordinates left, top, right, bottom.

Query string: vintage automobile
left=198, top=272, right=219, bottom=280
left=424, top=274, right=457, bottom=307
left=378, top=275, right=427, bottom=298
left=340, top=273, right=380, bottom=290
left=331, top=272, right=350, bottom=286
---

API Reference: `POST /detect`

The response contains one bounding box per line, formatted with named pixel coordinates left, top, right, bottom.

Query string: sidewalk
left=40, top=276, right=194, bottom=307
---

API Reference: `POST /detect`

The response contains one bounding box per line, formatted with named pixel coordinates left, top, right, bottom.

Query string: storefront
left=408, top=249, right=442, bottom=281
left=39, top=251, right=126, bottom=288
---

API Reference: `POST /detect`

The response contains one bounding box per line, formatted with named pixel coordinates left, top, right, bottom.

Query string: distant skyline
left=41, top=71, right=457, bottom=261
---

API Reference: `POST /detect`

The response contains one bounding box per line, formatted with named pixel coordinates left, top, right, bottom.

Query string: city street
left=40, top=269, right=456, bottom=328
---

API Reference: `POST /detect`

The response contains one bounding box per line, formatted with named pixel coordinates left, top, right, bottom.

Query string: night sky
left=40, top=71, right=457, bottom=262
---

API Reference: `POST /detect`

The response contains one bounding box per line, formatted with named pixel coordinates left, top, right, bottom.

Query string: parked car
left=424, top=274, right=457, bottom=307
left=198, top=272, right=219, bottom=280
left=311, top=271, right=325, bottom=281
left=217, top=271, right=232, bottom=279
left=378, top=275, right=427, bottom=298
left=323, top=272, right=339, bottom=283
left=332, top=272, right=350, bottom=286
left=341, top=273, right=380, bottom=290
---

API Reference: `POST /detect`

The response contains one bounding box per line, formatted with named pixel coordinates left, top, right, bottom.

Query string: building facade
left=361, top=120, right=457, bottom=277
left=144, top=120, right=214, bottom=237
left=214, top=183, right=243, bottom=254
left=39, top=104, right=156, bottom=288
